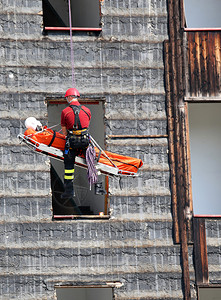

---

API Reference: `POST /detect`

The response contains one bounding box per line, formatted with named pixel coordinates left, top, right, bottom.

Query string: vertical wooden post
left=193, top=218, right=209, bottom=284
left=166, top=1, right=192, bottom=299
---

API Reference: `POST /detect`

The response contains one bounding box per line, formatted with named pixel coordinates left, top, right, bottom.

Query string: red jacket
left=61, top=101, right=91, bottom=130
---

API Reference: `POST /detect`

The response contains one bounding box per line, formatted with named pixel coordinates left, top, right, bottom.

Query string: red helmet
left=65, top=88, right=80, bottom=98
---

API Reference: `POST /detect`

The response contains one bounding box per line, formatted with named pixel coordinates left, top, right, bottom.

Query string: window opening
left=188, top=102, right=221, bottom=216
left=56, top=286, right=113, bottom=300
left=43, top=0, right=101, bottom=31
left=198, top=286, right=221, bottom=300
left=184, top=0, right=221, bottom=28
left=47, top=98, right=109, bottom=218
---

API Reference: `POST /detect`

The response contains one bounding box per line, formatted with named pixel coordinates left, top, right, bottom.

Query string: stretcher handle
left=90, top=135, right=118, bottom=169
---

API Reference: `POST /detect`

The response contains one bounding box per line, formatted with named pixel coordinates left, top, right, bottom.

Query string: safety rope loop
left=86, top=145, right=98, bottom=190
left=68, top=0, right=75, bottom=88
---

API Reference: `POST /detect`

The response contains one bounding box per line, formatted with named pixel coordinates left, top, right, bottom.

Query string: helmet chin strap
left=67, top=97, right=77, bottom=104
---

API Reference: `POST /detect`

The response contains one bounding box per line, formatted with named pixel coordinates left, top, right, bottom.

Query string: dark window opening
left=56, top=286, right=113, bottom=300
left=47, top=97, right=109, bottom=218
left=197, top=286, right=221, bottom=300
left=42, top=0, right=101, bottom=30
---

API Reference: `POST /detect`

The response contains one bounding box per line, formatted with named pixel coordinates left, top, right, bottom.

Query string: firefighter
left=61, top=88, right=91, bottom=199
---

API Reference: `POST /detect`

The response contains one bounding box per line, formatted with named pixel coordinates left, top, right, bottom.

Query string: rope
left=90, top=135, right=118, bottom=168
left=49, top=123, right=60, bottom=129
left=86, top=145, right=98, bottom=190
left=68, top=0, right=75, bottom=88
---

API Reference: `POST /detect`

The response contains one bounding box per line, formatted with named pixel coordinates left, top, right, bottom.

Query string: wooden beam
left=193, top=218, right=209, bottom=284
left=164, top=40, right=180, bottom=244
left=167, top=1, right=192, bottom=299
left=184, top=97, right=221, bottom=102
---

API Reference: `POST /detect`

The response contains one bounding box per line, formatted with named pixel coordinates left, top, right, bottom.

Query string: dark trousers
left=64, top=148, right=87, bottom=181
left=63, top=133, right=89, bottom=197
left=62, top=149, right=78, bottom=197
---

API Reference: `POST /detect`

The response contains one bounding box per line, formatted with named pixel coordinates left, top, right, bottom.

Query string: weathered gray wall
left=0, top=0, right=185, bottom=299
left=206, top=220, right=221, bottom=285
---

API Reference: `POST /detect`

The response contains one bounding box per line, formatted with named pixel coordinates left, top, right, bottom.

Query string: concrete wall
left=206, top=220, right=221, bottom=286
left=0, top=0, right=185, bottom=299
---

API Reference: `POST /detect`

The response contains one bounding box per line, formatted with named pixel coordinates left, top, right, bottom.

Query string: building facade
left=1, top=0, right=221, bottom=299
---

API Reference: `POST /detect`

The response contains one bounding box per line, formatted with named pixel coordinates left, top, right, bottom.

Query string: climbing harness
left=66, top=105, right=90, bottom=150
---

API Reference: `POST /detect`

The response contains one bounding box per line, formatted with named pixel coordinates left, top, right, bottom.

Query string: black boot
left=94, top=182, right=106, bottom=195
left=61, top=180, right=75, bottom=199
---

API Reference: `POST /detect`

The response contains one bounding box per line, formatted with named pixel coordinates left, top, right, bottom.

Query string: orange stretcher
left=18, top=127, right=143, bottom=177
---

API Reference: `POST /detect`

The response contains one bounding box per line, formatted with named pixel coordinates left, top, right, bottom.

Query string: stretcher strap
left=96, top=149, right=102, bottom=163
left=48, top=130, right=56, bottom=147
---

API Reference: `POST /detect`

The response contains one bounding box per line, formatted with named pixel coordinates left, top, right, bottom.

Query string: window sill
left=194, top=215, right=221, bottom=218
left=53, top=214, right=110, bottom=220
left=184, top=28, right=221, bottom=32
left=44, top=27, right=102, bottom=32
